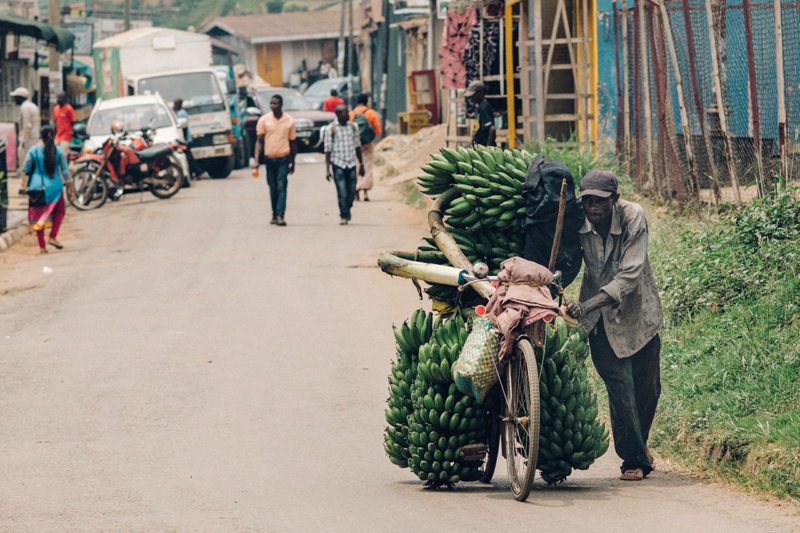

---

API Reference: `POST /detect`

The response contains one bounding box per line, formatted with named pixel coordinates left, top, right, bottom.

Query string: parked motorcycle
left=69, top=128, right=183, bottom=211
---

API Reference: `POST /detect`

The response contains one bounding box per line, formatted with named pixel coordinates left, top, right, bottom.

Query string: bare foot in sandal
left=620, top=469, right=644, bottom=481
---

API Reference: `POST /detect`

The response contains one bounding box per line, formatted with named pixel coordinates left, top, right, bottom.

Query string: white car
left=84, top=94, right=191, bottom=181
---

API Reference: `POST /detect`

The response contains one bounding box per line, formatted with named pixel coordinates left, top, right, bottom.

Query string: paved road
left=1, top=157, right=798, bottom=531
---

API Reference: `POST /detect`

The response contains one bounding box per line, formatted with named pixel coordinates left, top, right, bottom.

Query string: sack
left=352, top=113, right=376, bottom=145
left=521, top=156, right=585, bottom=287
left=27, top=188, right=47, bottom=207
left=453, top=317, right=502, bottom=403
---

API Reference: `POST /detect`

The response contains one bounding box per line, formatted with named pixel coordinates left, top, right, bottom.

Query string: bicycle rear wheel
left=502, top=338, right=540, bottom=502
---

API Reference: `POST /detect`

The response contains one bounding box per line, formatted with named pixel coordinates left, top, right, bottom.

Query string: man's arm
left=253, top=134, right=264, bottom=168
left=323, top=127, right=332, bottom=180
left=356, top=146, right=364, bottom=176
left=487, top=126, right=497, bottom=147
left=289, top=140, right=297, bottom=174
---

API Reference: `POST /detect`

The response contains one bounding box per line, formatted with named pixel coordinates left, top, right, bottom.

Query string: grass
left=648, top=190, right=800, bottom=501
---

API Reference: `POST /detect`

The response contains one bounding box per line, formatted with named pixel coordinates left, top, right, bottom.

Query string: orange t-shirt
left=350, top=105, right=382, bottom=137
left=256, top=112, right=296, bottom=158
left=53, top=103, right=75, bottom=142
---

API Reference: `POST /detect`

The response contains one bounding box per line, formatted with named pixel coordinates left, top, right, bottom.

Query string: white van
left=130, top=68, right=235, bottom=179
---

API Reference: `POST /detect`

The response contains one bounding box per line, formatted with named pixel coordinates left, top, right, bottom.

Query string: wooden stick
left=742, top=0, right=766, bottom=196
left=774, top=0, right=787, bottom=185
left=637, top=0, right=655, bottom=193
left=621, top=0, right=632, bottom=176
left=705, top=0, right=741, bottom=204
left=614, top=0, right=624, bottom=158
left=428, top=189, right=495, bottom=299
left=658, top=0, right=699, bottom=199
left=548, top=178, right=568, bottom=272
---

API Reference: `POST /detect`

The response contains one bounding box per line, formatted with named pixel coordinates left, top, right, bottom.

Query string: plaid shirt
left=323, top=121, right=360, bottom=168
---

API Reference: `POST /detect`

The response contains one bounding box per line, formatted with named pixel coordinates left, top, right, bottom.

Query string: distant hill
left=153, top=0, right=338, bottom=30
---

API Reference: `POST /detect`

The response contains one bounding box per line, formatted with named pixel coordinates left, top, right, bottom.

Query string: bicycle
left=378, top=252, right=547, bottom=502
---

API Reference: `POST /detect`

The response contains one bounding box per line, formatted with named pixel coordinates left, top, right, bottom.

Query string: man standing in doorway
left=323, top=89, right=345, bottom=113
left=465, top=80, right=496, bottom=147
left=253, top=94, right=297, bottom=226
left=566, top=170, right=663, bottom=482
left=52, top=92, right=75, bottom=155
left=350, top=93, right=381, bottom=202
left=11, top=87, right=41, bottom=178
left=324, top=105, right=364, bottom=225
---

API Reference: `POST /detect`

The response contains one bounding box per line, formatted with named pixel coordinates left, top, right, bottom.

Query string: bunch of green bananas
left=536, top=317, right=610, bottom=484
left=417, top=146, right=534, bottom=234
left=407, top=315, right=491, bottom=487
left=384, top=309, right=435, bottom=469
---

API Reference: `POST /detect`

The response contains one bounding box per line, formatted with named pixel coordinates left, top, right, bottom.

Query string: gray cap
left=464, top=80, right=486, bottom=97
left=579, top=170, right=618, bottom=198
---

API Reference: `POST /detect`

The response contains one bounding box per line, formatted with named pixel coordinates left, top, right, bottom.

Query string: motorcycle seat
left=136, top=145, right=171, bottom=161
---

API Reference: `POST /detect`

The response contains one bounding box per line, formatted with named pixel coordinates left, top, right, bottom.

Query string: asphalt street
left=1, top=155, right=798, bottom=531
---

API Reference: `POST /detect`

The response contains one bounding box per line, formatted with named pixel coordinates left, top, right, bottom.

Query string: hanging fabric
left=438, top=7, right=478, bottom=90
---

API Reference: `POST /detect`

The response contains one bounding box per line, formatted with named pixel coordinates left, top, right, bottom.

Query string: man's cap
left=10, top=87, right=29, bottom=98
left=464, top=80, right=486, bottom=97
left=579, top=170, right=618, bottom=198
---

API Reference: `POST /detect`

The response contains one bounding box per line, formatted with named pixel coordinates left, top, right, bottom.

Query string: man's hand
left=325, top=168, right=332, bottom=181
left=565, top=301, right=584, bottom=319
left=288, top=162, right=295, bottom=175
left=358, top=164, right=365, bottom=177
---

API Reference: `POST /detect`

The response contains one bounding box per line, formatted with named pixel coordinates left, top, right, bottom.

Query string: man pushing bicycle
left=566, top=170, right=663, bottom=482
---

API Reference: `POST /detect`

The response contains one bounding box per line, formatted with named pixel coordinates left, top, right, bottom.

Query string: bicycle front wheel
left=502, top=338, right=540, bottom=502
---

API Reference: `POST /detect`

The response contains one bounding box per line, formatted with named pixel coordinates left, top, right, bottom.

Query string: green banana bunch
left=384, top=310, right=436, bottom=469
left=536, top=317, right=609, bottom=484
left=406, top=315, right=492, bottom=487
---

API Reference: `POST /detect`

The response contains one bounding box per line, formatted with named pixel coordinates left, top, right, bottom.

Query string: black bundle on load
left=521, top=156, right=585, bottom=287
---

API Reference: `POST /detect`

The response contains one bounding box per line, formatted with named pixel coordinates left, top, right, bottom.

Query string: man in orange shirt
left=252, top=94, right=297, bottom=226
left=322, top=89, right=345, bottom=113
left=52, top=92, right=75, bottom=154
left=350, top=94, right=381, bottom=201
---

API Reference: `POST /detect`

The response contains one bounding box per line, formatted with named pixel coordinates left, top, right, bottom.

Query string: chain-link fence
left=613, top=0, right=800, bottom=205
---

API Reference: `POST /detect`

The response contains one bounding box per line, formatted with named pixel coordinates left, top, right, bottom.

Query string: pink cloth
left=486, top=257, right=560, bottom=363
left=439, top=7, right=478, bottom=90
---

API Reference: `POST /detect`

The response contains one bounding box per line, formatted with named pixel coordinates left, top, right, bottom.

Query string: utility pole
left=338, top=0, right=346, bottom=79
left=380, top=0, right=391, bottom=136
left=124, top=0, right=132, bottom=31
left=348, top=0, right=355, bottom=104
left=47, top=0, right=61, bottom=112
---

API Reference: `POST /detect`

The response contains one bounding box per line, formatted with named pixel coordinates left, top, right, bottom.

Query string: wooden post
left=659, top=0, right=699, bottom=199
left=648, top=3, right=675, bottom=202
left=614, top=0, right=623, bottom=157
left=681, top=0, right=720, bottom=205
left=338, top=0, right=346, bottom=78
left=505, top=0, right=517, bottom=148
left=533, top=0, right=546, bottom=141
left=774, top=0, right=787, bottom=185
left=380, top=0, right=391, bottom=137
left=742, top=0, right=766, bottom=195
left=633, top=5, right=643, bottom=188
left=705, top=0, right=741, bottom=204
left=637, top=0, right=655, bottom=192
left=348, top=0, right=355, bottom=104
left=621, top=0, right=632, bottom=176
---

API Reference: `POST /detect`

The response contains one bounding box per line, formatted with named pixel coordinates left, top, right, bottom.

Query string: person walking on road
left=324, top=105, right=364, bottom=225
left=323, top=89, right=345, bottom=113
left=565, top=170, right=663, bottom=482
left=253, top=94, right=296, bottom=226
left=465, top=80, right=496, bottom=147
left=173, top=98, right=200, bottom=179
left=52, top=92, right=75, bottom=155
left=349, top=94, right=381, bottom=202
left=11, top=87, right=41, bottom=175
left=22, top=125, right=73, bottom=254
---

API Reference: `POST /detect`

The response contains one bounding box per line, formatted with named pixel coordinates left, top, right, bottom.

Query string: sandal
left=48, top=239, right=63, bottom=249
left=620, top=469, right=644, bottom=481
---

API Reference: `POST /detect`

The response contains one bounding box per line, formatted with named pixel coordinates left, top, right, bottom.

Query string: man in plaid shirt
left=324, top=105, right=365, bottom=225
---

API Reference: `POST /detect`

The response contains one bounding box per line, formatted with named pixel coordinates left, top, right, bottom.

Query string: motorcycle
left=69, top=128, right=183, bottom=210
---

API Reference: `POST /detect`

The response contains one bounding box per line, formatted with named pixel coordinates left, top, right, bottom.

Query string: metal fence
left=613, top=0, right=800, bottom=205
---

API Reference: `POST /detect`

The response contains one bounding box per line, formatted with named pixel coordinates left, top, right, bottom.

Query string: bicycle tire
left=502, top=338, right=540, bottom=502
left=480, top=390, right=501, bottom=483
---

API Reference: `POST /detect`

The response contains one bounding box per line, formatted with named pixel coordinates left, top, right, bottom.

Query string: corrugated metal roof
left=94, top=27, right=208, bottom=49
left=206, top=9, right=363, bottom=43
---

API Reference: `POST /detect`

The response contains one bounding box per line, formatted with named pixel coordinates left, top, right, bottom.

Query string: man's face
left=270, top=97, right=282, bottom=113
left=336, top=108, right=348, bottom=124
left=581, top=194, right=617, bottom=226
left=13, top=96, right=25, bottom=106
left=471, top=90, right=484, bottom=104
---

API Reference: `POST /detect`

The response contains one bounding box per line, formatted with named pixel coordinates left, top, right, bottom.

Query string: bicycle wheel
left=480, top=389, right=501, bottom=483
left=502, top=338, right=540, bottom=502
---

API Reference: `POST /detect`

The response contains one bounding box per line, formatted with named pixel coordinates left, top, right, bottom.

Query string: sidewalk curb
left=0, top=220, right=29, bottom=253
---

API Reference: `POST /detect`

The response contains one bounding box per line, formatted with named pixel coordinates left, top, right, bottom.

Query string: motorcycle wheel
left=149, top=160, right=183, bottom=199
left=69, top=169, right=108, bottom=211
